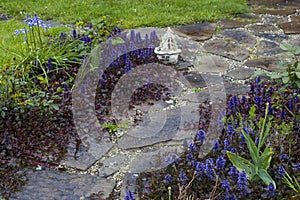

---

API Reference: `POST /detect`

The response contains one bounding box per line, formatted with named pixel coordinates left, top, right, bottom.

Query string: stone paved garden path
left=8, top=1, right=300, bottom=199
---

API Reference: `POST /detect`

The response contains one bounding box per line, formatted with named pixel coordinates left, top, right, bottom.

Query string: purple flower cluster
left=98, top=30, right=159, bottom=85
left=237, top=171, right=249, bottom=194
left=24, top=14, right=50, bottom=28
left=14, top=14, right=50, bottom=36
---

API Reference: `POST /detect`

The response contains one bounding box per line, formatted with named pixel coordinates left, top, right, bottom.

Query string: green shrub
left=253, top=43, right=300, bottom=91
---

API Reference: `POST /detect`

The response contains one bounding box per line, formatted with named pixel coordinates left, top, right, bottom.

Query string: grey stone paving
left=10, top=169, right=115, bottom=200
left=9, top=1, right=300, bottom=200
left=221, top=29, right=257, bottom=47
left=172, top=23, right=217, bottom=41
left=203, top=39, right=249, bottom=61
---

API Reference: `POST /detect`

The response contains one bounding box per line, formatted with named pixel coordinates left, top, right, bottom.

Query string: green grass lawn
left=0, top=0, right=249, bottom=66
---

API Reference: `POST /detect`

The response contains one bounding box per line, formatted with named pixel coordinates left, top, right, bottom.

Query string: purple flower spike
left=293, top=163, right=300, bottom=171
left=289, top=98, right=294, bottom=111
left=179, top=171, right=187, bottom=182
left=250, top=84, right=255, bottom=94
left=213, top=140, right=220, bottom=150
left=279, top=154, right=288, bottom=160
left=47, top=58, right=53, bottom=70
left=205, top=158, right=215, bottom=180
left=225, top=194, right=236, bottom=200
left=135, top=32, right=142, bottom=46
left=34, top=58, right=39, bottom=66
left=14, top=30, right=20, bottom=35
left=145, top=34, right=149, bottom=48
left=228, top=147, right=236, bottom=153
left=72, top=29, right=77, bottom=38
left=237, top=171, right=249, bottom=194
left=196, top=162, right=205, bottom=173
left=241, top=95, right=247, bottom=104
left=227, top=125, right=235, bottom=135
left=267, top=183, right=275, bottom=196
left=130, top=30, right=136, bottom=42
left=124, top=190, right=135, bottom=200
left=224, top=137, right=230, bottom=149
left=196, top=130, right=205, bottom=145
left=229, top=166, right=239, bottom=179
left=280, top=109, right=286, bottom=119
left=221, top=179, right=232, bottom=192
left=189, top=143, right=197, bottom=152
left=256, top=76, right=261, bottom=84
left=278, top=166, right=286, bottom=178
left=164, top=174, right=172, bottom=184
left=255, top=95, right=262, bottom=108
left=216, top=156, right=226, bottom=170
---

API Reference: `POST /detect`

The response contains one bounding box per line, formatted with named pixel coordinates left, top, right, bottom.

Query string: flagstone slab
left=247, top=24, right=278, bottom=33
left=98, top=155, right=127, bottom=177
left=221, top=29, right=257, bottom=47
left=10, top=169, right=115, bottom=200
left=244, top=57, right=282, bottom=71
left=183, top=73, right=224, bottom=88
left=288, top=36, right=300, bottom=48
left=253, top=8, right=296, bottom=16
left=256, top=40, right=284, bottom=56
left=248, top=0, right=300, bottom=8
left=62, top=133, right=114, bottom=171
left=227, top=67, right=256, bottom=80
left=219, top=19, right=250, bottom=29
left=117, top=107, right=181, bottom=149
left=128, top=146, right=184, bottom=173
left=279, top=15, right=300, bottom=34
left=172, top=23, right=217, bottom=41
left=203, top=39, right=249, bottom=61
left=224, top=82, right=250, bottom=96
left=118, top=102, right=200, bottom=150
left=192, top=55, right=229, bottom=73
left=255, top=33, right=288, bottom=42
left=263, top=15, right=288, bottom=24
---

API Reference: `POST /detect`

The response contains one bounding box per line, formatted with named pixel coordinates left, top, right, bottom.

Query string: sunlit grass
left=0, top=0, right=249, bottom=27
left=0, top=0, right=249, bottom=66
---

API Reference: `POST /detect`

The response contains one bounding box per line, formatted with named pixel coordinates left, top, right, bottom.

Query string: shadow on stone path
left=8, top=1, right=300, bottom=200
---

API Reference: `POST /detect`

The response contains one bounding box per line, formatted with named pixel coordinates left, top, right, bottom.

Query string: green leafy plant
left=191, top=87, right=205, bottom=92
left=14, top=14, right=83, bottom=85
left=252, top=43, right=300, bottom=90
left=227, top=103, right=276, bottom=188
left=0, top=63, right=59, bottom=118
left=102, top=121, right=129, bottom=133
left=77, top=15, right=121, bottom=48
